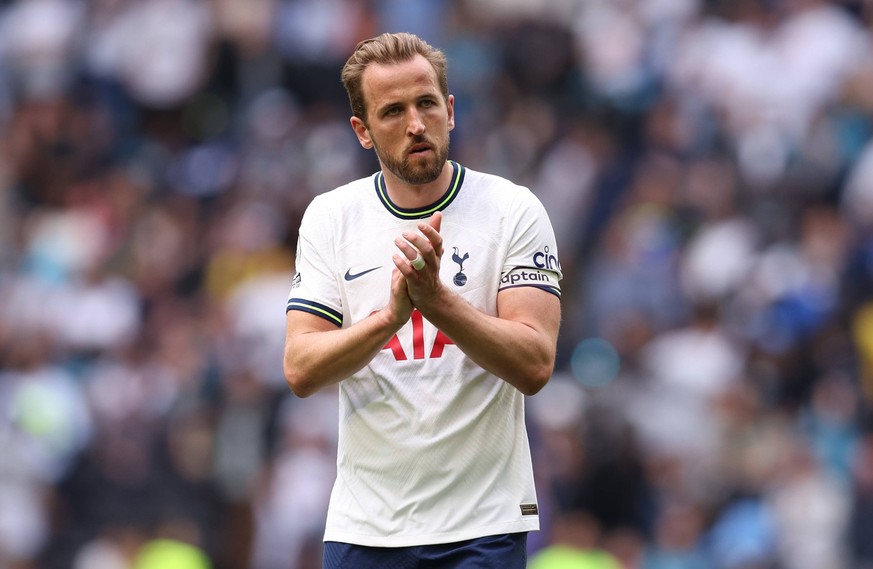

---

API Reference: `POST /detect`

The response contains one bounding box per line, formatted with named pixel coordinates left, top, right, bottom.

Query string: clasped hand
left=389, top=211, right=445, bottom=318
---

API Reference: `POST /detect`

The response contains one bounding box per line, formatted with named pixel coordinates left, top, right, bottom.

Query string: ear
left=446, top=94, right=455, bottom=132
left=350, top=116, right=373, bottom=149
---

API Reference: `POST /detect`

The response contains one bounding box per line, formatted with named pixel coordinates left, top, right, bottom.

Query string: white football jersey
left=287, top=161, right=562, bottom=547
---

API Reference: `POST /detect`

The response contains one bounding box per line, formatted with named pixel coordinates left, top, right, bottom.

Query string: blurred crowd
left=2, top=0, right=873, bottom=568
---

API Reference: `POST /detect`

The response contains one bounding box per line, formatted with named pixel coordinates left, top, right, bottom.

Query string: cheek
left=369, top=129, right=399, bottom=151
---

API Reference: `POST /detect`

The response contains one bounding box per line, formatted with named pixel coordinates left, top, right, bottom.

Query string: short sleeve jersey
left=287, top=161, right=562, bottom=547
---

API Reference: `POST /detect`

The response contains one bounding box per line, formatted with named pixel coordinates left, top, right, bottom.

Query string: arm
left=420, top=285, right=560, bottom=396
left=284, top=268, right=413, bottom=398
left=394, top=212, right=561, bottom=395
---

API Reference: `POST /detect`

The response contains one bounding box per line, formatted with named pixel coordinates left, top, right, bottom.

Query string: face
left=351, top=54, right=454, bottom=186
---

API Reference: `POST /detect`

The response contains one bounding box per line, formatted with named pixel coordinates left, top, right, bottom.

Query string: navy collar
left=374, top=161, right=465, bottom=220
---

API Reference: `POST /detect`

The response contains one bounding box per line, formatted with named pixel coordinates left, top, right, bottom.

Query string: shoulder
left=311, top=174, right=375, bottom=207
left=460, top=166, right=547, bottom=216
left=302, top=174, right=377, bottom=220
left=461, top=166, right=526, bottom=195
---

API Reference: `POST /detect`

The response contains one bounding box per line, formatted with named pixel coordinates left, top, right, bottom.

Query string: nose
left=406, top=108, right=425, bottom=136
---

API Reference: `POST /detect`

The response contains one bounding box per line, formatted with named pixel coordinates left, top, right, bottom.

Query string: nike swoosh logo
left=344, top=266, right=381, bottom=281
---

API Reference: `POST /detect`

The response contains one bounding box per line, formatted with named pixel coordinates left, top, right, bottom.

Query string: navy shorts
left=323, top=532, right=528, bottom=569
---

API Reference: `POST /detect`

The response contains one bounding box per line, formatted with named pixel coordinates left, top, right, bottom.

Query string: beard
left=373, top=134, right=450, bottom=186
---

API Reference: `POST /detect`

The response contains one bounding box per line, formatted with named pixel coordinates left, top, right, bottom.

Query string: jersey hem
left=323, top=518, right=539, bottom=548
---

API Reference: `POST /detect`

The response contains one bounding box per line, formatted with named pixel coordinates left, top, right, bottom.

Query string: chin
left=406, top=164, right=444, bottom=185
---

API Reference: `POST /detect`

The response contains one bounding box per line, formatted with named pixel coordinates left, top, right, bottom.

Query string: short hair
left=341, top=32, right=448, bottom=123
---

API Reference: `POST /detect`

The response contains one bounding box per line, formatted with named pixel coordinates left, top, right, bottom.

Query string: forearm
left=284, top=310, right=401, bottom=398
left=416, top=288, right=559, bottom=395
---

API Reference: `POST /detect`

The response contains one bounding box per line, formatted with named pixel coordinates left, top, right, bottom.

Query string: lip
left=408, top=143, right=432, bottom=156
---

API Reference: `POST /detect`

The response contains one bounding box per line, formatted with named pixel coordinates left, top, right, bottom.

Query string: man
left=284, top=32, right=562, bottom=569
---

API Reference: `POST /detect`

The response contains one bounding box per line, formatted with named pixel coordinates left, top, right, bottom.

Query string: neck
left=381, top=161, right=454, bottom=210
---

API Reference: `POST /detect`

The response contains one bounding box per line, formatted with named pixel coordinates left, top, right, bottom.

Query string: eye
left=383, top=106, right=402, bottom=117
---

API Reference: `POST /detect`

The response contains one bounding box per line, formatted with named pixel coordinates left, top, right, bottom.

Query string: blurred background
left=2, top=0, right=873, bottom=567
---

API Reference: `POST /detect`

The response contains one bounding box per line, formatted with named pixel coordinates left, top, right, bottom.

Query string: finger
left=394, top=237, right=423, bottom=262
left=392, top=253, right=416, bottom=275
left=416, top=222, right=444, bottom=258
left=391, top=266, right=407, bottom=287
left=400, top=231, right=434, bottom=258
left=417, top=212, right=443, bottom=256
left=391, top=266, right=412, bottom=296
left=429, top=211, right=442, bottom=233
left=388, top=268, right=413, bottom=321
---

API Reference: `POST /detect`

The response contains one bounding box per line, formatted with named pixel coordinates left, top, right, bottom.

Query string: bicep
left=285, top=309, right=340, bottom=342
left=283, top=308, right=345, bottom=397
left=496, top=286, right=561, bottom=342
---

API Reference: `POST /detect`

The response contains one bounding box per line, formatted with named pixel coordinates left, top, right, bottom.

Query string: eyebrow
left=375, top=92, right=440, bottom=114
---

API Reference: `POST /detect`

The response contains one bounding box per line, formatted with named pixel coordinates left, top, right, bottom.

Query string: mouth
left=407, top=142, right=432, bottom=156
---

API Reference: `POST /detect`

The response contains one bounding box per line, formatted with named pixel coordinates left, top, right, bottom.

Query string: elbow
left=515, top=362, right=554, bottom=397
left=283, top=361, right=318, bottom=399
left=285, top=373, right=317, bottom=399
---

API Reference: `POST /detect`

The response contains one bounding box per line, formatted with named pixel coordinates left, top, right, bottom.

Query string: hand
left=392, top=211, right=444, bottom=308
left=384, top=265, right=414, bottom=328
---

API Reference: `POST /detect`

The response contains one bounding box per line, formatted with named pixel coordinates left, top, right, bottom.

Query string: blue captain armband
left=498, top=267, right=561, bottom=298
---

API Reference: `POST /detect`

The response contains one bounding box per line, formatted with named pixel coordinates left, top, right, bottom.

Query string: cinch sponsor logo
left=533, top=246, right=560, bottom=270
left=501, top=271, right=550, bottom=285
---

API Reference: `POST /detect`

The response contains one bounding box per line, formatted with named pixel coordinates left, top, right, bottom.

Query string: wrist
left=414, top=284, right=453, bottom=320
left=377, top=303, right=410, bottom=333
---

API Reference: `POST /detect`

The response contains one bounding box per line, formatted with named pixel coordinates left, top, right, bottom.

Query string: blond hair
left=341, top=32, right=448, bottom=123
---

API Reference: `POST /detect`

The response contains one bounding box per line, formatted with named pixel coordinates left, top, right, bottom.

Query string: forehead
left=361, top=54, right=441, bottom=110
